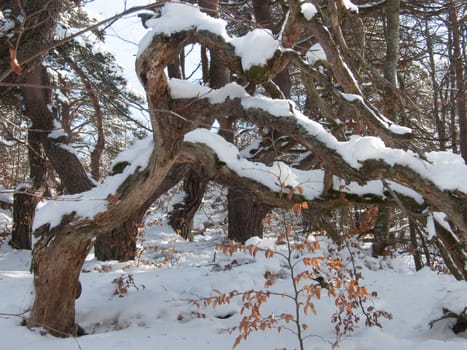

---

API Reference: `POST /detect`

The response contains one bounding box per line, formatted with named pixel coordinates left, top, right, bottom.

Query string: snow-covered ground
left=0, top=207, right=465, bottom=350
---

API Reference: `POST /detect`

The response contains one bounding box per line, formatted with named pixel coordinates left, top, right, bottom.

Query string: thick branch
left=171, top=94, right=467, bottom=233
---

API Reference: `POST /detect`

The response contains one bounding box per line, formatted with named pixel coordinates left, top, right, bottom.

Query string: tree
left=0, top=0, right=465, bottom=337
left=4, top=3, right=147, bottom=254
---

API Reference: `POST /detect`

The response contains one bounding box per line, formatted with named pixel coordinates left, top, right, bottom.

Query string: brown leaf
left=9, top=47, right=22, bottom=74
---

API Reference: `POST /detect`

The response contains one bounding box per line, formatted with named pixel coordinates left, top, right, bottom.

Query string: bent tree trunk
left=26, top=1, right=467, bottom=338
left=28, top=230, right=93, bottom=336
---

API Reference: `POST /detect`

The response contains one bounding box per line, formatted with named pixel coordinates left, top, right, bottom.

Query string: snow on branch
left=138, top=3, right=281, bottom=72
left=169, top=79, right=467, bottom=231
left=169, top=78, right=467, bottom=194
left=185, top=128, right=324, bottom=199
left=138, top=2, right=413, bottom=145
left=33, top=137, right=154, bottom=231
left=184, top=128, right=427, bottom=208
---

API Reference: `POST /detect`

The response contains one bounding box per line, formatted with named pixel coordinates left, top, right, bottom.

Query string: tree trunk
left=227, top=190, right=269, bottom=243
left=447, top=2, right=467, bottom=162
left=169, top=167, right=209, bottom=239
left=433, top=219, right=467, bottom=280
left=425, top=19, right=445, bottom=150
left=94, top=217, right=139, bottom=261
left=167, top=0, right=231, bottom=241
left=383, top=0, right=400, bottom=127
left=10, top=189, right=36, bottom=249
left=372, top=207, right=392, bottom=257
left=10, top=68, right=49, bottom=250
left=372, top=0, right=400, bottom=257
left=224, top=0, right=285, bottom=244
left=28, top=231, right=93, bottom=336
left=409, top=219, right=423, bottom=271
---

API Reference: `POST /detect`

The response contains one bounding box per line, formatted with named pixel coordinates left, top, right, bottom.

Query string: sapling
left=190, top=185, right=391, bottom=349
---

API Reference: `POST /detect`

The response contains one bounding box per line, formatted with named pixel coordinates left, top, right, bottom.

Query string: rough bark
left=173, top=95, right=467, bottom=236
left=169, top=167, right=209, bottom=239
left=10, top=189, right=36, bottom=250
left=28, top=226, right=93, bottom=336
left=28, top=29, right=211, bottom=334
left=409, top=219, right=423, bottom=271
left=383, top=0, right=401, bottom=90
left=94, top=213, right=141, bottom=261
left=227, top=190, right=270, bottom=243
left=23, top=64, right=94, bottom=194
left=66, top=57, right=136, bottom=261
left=226, top=0, right=290, bottom=243
left=425, top=19, right=445, bottom=150
left=0, top=0, right=65, bottom=93
left=383, top=0, right=400, bottom=122
left=372, top=207, right=392, bottom=257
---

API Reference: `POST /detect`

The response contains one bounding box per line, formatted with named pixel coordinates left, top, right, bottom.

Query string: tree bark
left=10, top=128, right=45, bottom=249
left=447, top=2, right=467, bottom=162
left=94, top=214, right=140, bottom=261
left=169, top=167, right=209, bottom=239
left=372, top=207, right=391, bottom=257
left=383, top=0, right=400, bottom=121
left=28, top=228, right=93, bottom=336
left=26, top=2, right=467, bottom=336
left=10, top=189, right=36, bottom=249
left=425, top=19, right=446, bottom=150
left=227, top=190, right=270, bottom=243
left=409, top=219, right=423, bottom=271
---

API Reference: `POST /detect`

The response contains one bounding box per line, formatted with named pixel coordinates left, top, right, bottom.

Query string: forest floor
left=0, top=205, right=466, bottom=350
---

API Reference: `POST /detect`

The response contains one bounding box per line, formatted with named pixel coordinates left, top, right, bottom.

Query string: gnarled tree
left=5, top=0, right=464, bottom=336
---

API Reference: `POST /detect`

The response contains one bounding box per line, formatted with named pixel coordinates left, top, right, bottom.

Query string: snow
left=0, top=10, right=15, bottom=37
left=0, top=137, right=16, bottom=147
left=48, top=120, right=68, bottom=139
left=301, top=3, right=318, bottom=21
left=138, top=3, right=280, bottom=71
left=33, top=136, right=154, bottom=231
left=426, top=214, right=436, bottom=240
left=231, top=29, right=279, bottom=71
left=334, top=177, right=425, bottom=204
left=144, top=3, right=228, bottom=38
left=168, top=79, right=248, bottom=103
left=341, top=92, right=363, bottom=102
left=0, top=214, right=466, bottom=350
left=432, top=212, right=454, bottom=234
left=306, top=43, right=327, bottom=65
left=340, top=94, right=412, bottom=136
left=342, top=0, right=359, bottom=13
left=184, top=129, right=324, bottom=199
left=242, top=94, right=295, bottom=116
left=0, top=188, right=13, bottom=205
left=54, top=22, right=107, bottom=56
left=169, top=79, right=467, bottom=196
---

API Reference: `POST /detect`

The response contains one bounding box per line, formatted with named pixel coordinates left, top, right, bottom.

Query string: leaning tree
left=1, top=0, right=464, bottom=337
